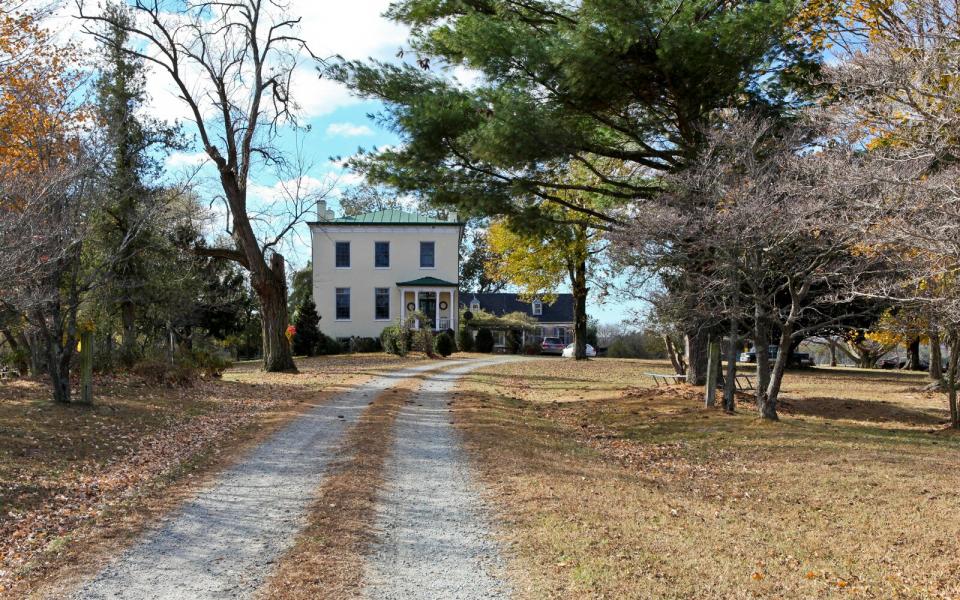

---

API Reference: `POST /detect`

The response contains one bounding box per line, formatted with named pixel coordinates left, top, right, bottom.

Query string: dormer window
left=470, top=298, right=480, bottom=311
left=532, top=299, right=543, bottom=316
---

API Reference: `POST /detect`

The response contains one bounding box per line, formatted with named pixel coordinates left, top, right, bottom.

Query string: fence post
left=705, top=337, right=721, bottom=408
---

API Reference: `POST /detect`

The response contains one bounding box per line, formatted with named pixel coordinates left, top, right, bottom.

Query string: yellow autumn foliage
left=0, top=6, right=87, bottom=185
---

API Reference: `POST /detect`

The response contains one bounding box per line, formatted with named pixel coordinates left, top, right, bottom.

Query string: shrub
left=475, top=328, right=495, bottom=353
left=413, top=328, right=435, bottom=357
left=381, top=325, right=409, bottom=356
left=1, top=346, right=29, bottom=373
left=292, top=299, right=322, bottom=356
left=132, top=356, right=197, bottom=387
left=458, top=328, right=474, bottom=352
left=189, top=348, right=232, bottom=378
left=507, top=329, right=523, bottom=353
left=350, top=336, right=382, bottom=353
left=434, top=332, right=455, bottom=357
left=522, top=343, right=542, bottom=355
left=312, top=332, right=341, bottom=355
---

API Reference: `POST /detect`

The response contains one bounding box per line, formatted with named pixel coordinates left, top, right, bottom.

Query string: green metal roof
left=396, top=276, right=459, bottom=287
left=315, top=209, right=462, bottom=226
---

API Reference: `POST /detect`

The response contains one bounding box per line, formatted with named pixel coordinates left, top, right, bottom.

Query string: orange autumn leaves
left=0, top=5, right=86, bottom=198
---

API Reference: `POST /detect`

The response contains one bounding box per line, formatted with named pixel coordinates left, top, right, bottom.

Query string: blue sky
left=52, top=0, right=643, bottom=325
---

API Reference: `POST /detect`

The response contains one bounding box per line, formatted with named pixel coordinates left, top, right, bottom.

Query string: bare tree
left=613, top=114, right=881, bottom=420
left=77, top=0, right=325, bottom=372
left=0, top=156, right=102, bottom=403
left=823, top=0, right=960, bottom=427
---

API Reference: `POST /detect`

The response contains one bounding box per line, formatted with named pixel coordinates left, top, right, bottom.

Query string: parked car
left=541, top=337, right=566, bottom=355
left=739, top=345, right=815, bottom=367
left=562, top=343, right=597, bottom=358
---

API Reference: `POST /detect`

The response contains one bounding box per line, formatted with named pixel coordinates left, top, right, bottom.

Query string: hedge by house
left=475, top=328, right=494, bottom=353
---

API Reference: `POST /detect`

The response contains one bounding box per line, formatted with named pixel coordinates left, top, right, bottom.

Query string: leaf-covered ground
left=0, top=354, right=422, bottom=597
left=455, top=358, right=960, bottom=599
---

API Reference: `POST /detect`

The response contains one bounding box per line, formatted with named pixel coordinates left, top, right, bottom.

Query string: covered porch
left=397, top=277, right=459, bottom=332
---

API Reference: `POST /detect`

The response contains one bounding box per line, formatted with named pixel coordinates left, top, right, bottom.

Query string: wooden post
left=79, top=329, right=94, bottom=405
left=705, top=337, right=721, bottom=408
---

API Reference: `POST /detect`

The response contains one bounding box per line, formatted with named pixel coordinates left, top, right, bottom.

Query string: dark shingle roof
left=397, top=276, right=459, bottom=287
left=314, top=209, right=462, bottom=226
left=460, top=293, right=574, bottom=323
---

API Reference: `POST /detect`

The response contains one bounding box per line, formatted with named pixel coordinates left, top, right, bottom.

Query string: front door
left=419, top=292, right=436, bottom=329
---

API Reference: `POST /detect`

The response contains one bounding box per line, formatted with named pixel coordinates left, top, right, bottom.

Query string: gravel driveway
left=363, top=357, right=518, bottom=600
left=73, top=360, right=455, bottom=600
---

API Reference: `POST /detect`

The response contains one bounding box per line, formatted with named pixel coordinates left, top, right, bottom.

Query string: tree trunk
left=664, top=334, right=685, bottom=375
left=929, top=327, right=943, bottom=381
left=42, top=329, right=72, bottom=405
left=572, top=258, right=588, bottom=360
left=28, top=331, right=45, bottom=376
left=704, top=338, right=720, bottom=407
left=947, top=333, right=959, bottom=429
left=2, top=329, right=30, bottom=375
left=79, top=330, right=93, bottom=405
left=906, top=336, right=922, bottom=371
left=254, top=253, right=297, bottom=372
left=723, top=318, right=738, bottom=413
left=119, top=299, right=138, bottom=367
left=685, top=326, right=709, bottom=386
left=754, top=303, right=772, bottom=417
left=761, top=327, right=795, bottom=421
left=829, top=338, right=838, bottom=367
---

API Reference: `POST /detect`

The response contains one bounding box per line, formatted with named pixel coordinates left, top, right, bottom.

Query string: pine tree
left=292, top=299, right=322, bottom=357
left=92, top=2, right=179, bottom=367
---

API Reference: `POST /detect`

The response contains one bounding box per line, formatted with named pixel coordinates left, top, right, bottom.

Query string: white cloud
left=58, top=1, right=408, bottom=125
left=165, top=151, right=209, bottom=168
left=291, top=0, right=408, bottom=61
left=451, top=65, right=484, bottom=90
left=248, top=175, right=333, bottom=206
left=326, top=122, right=374, bottom=137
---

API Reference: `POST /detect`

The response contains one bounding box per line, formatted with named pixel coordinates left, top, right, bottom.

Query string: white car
left=561, top=343, right=596, bottom=358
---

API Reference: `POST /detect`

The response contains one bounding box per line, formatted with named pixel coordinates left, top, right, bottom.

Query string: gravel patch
left=73, top=361, right=456, bottom=600
left=363, top=357, right=519, bottom=600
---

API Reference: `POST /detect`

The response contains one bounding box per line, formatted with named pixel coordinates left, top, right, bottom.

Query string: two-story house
left=310, top=203, right=464, bottom=340
left=461, top=293, right=576, bottom=346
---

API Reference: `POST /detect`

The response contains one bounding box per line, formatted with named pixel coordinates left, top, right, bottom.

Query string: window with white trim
left=470, top=298, right=480, bottom=311
left=420, top=241, right=435, bottom=268
left=374, top=241, right=390, bottom=268
left=335, top=287, right=351, bottom=320
left=532, top=299, right=543, bottom=316
left=375, top=287, right=390, bottom=320
left=335, top=241, right=350, bottom=268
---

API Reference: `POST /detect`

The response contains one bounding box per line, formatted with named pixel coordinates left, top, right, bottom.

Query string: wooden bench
left=644, top=373, right=687, bottom=386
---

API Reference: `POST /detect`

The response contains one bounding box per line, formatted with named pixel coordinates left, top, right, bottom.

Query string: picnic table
left=1, top=366, right=21, bottom=382
left=644, top=372, right=687, bottom=386
left=645, top=371, right=756, bottom=391
left=717, top=373, right=756, bottom=391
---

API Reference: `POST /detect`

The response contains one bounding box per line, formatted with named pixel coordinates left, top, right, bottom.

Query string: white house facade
left=310, top=204, right=464, bottom=340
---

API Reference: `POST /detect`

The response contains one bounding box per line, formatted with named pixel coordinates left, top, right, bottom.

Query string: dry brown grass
left=0, top=353, right=424, bottom=597
left=257, top=367, right=436, bottom=599
left=455, top=358, right=960, bottom=599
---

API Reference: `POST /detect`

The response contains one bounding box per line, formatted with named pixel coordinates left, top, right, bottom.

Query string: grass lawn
left=0, top=353, right=423, bottom=597
left=455, top=358, right=960, bottom=599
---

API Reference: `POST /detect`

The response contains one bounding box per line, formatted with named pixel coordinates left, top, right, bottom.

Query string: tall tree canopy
left=79, top=0, right=326, bottom=372
left=332, top=0, right=818, bottom=226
